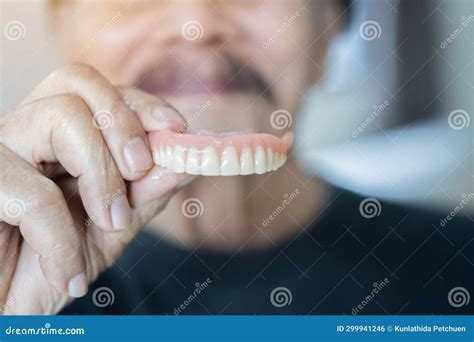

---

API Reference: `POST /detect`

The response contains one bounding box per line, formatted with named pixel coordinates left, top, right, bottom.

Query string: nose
left=150, top=0, right=238, bottom=49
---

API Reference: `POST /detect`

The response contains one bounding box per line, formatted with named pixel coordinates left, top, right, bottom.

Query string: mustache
left=135, top=53, right=274, bottom=102
left=243, top=63, right=274, bottom=102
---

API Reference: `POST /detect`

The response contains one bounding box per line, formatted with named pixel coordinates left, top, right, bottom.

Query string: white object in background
left=296, top=112, right=473, bottom=209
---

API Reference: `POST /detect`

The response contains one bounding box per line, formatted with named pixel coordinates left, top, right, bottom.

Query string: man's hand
left=0, top=62, right=189, bottom=314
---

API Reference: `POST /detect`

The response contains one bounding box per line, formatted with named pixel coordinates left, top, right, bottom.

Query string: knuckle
left=54, top=93, right=89, bottom=113
left=26, top=177, right=66, bottom=214
left=61, top=62, right=100, bottom=79
left=46, top=62, right=100, bottom=83
left=48, top=95, right=94, bottom=131
left=47, top=95, right=93, bottom=136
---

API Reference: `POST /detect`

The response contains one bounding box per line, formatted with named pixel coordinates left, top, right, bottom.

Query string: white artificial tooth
left=273, top=154, right=286, bottom=170
left=185, top=147, right=200, bottom=175
left=160, top=146, right=166, bottom=167
left=266, top=148, right=274, bottom=172
left=166, top=146, right=173, bottom=169
left=172, top=145, right=186, bottom=173
left=220, top=146, right=240, bottom=176
left=240, top=148, right=255, bottom=175
left=200, top=147, right=220, bottom=176
left=254, top=146, right=266, bottom=174
left=153, top=149, right=161, bottom=166
left=272, top=154, right=280, bottom=171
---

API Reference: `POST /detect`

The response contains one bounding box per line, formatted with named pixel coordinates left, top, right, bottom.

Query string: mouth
left=141, top=74, right=251, bottom=96
left=136, top=54, right=272, bottom=100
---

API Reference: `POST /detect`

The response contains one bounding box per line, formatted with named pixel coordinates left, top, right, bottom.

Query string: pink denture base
left=148, top=129, right=293, bottom=155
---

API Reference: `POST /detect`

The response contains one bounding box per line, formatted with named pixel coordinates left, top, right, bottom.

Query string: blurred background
left=1, top=0, right=473, bottom=211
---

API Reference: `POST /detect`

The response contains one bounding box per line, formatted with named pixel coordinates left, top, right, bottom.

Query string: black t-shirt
left=61, top=188, right=473, bottom=315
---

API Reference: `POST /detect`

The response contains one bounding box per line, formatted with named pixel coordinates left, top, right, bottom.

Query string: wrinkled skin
left=0, top=63, right=190, bottom=313
left=0, top=0, right=338, bottom=314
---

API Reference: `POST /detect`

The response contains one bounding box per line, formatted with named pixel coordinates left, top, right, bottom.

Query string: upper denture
left=148, top=130, right=293, bottom=176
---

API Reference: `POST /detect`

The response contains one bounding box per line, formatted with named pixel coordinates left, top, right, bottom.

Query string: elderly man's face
left=57, top=0, right=328, bottom=134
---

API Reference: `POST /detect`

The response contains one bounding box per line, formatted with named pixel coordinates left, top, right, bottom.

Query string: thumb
left=100, top=168, right=193, bottom=259
left=129, top=166, right=194, bottom=208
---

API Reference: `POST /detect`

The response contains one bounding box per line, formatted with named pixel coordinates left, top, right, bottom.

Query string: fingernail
left=110, top=194, right=132, bottom=230
left=152, top=106, right=187, bottom=131
left=68, top=272, right=88, bottom=298
left=124, top=137, right=153, bottom=174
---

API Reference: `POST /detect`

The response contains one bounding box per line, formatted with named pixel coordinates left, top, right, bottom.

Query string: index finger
left=22, top=62, right=186, bottom=180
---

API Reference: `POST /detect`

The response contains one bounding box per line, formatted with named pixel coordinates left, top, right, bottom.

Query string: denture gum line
left=148, top=130, right=293, bottom=176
